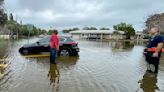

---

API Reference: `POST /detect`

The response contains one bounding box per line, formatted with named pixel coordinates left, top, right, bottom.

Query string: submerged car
left=19, top=36, right=79, bottom=56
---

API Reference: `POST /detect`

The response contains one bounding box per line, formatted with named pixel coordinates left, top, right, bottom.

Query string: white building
left=134, top=31, right=146, bottom=39
left=70, top=30, right=126, bottom=40
left=0, top=25, right=11, bottom=39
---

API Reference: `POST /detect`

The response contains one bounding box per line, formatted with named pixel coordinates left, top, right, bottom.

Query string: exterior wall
left=134, top=34, right=145, bottom=39
left=71, top=34, right=81, bottom=39
left=103, top=34, right=126, bottom=40
left=134, top=32, right=146, bottom=39
left=119, top=35, right=126, bottom=39
left=0, top=25, right=11, bottom=39
left=103, top=34, right=111, bottom=39
left=81, top=34, right=89, bottom=39
left=0, top=35, right=10, bottom=39
left=71, top=33, right=126, bottom=40
left=81, top=33, right=101, bottom=39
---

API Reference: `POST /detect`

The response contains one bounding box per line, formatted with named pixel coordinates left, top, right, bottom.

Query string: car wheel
left=59, top=49, right=70, bottom=56
left=22, top=49, right=29, bottom=55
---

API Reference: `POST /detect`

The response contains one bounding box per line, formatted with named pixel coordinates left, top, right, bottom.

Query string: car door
left=37, top=37, right=50, bottom=52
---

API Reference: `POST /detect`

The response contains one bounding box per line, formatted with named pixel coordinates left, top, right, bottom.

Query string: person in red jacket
left=50, top=30, right=59, bottom=64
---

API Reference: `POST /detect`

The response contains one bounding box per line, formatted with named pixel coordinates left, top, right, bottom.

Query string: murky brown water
left=1, top=38, right=164, bottom=92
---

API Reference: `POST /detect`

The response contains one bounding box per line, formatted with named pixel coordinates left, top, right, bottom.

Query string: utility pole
left=15, top=15, right=19, bottom=40
left=27, top=24, right=34, bottom=44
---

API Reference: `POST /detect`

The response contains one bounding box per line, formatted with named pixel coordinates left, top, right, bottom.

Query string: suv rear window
left=65, top=37, right=76, bottom=43
left=59, top=37, right=66, bottom=42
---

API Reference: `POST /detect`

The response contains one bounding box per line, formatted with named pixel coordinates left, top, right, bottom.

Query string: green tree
left=63, top=29, right=71, bottom=33
left=37, top=28, right=47, bottom=35
left=9, top=13, right=14, bottom=21
left=72, top=28, right=79, bottom=31
left=48, top=29, right=58, bottom=35
left=0, top=0, right=7, bottom=26
left=83, top=27, right=89, bottom=30
left=48, top=30, right=53, bottom=35
left=113, top=31, right=120, bottom=34
left=113, top=22, right=135, bottom=39
left=100, top=28, right=110, bottom=30
left=19, top=24, right=47, bottom=36
left=83, top=27, right=97, bottom=30
left=2, top=12, right=47, bottom=37
left=7, top=20, right=17, bottom=33
left=40, top=29, right=47, bottom=35
left=0, top=12, right=8, bottom=26
left=63, top=28, right=79, bottom=33
left=21, top=25, right=29, bottom=36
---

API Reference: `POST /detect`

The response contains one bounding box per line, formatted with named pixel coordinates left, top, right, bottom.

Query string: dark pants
left=50, top=48, right=57, bottom=64
left=144, top=51, right=160, bottom=73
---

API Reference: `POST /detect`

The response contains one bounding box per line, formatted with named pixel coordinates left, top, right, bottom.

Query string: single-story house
left=133, top=31, right=146, bottom=39
left=70, top=30, right=126, bottom=40
left=0, top=25, right=10, bottom=39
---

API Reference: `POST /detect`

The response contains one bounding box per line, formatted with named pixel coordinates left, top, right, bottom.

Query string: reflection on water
left=1, top=38, right=164, bottom=92
left=0, top=40, right=13, bottom=87
left=48, top=63, right=60, bottom=91
left=139, top=72, right=159, bottom=92
left=0, top=40, right=10, bottom=58
left=111, top=41, right=134, bottom=51
left=25, top=56, right=79, bottom=92
left=0, top=63, right=9, bottom=79
left=57, top=56, right=79, bottom=69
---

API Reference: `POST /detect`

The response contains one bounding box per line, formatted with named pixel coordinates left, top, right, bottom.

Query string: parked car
left=19, top=36, right=80, bottom=56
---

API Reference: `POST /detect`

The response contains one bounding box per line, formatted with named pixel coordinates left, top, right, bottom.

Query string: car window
left=38, top=37, right=50, bottom=44
left=66, top=37, right=75, bottom=42
left=59, top=37, right=66, bottom=42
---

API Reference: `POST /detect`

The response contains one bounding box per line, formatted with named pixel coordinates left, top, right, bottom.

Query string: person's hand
left=56, top=47, right=59, bottom=51
left=143, top=51, right=147, bottom=54
left=153, top=52, right=159, bottom=57
left=143, top=48, right=147, bottom=54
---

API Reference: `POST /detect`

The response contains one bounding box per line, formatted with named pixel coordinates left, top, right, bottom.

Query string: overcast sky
left=4, top=0, right=164, bottom=31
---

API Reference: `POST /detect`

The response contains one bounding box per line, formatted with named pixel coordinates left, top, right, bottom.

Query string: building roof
left=70, top=30, right=125, bottom=34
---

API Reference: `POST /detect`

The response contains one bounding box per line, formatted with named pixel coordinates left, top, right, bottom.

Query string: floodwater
left=1, top=38, right=164, bottom=92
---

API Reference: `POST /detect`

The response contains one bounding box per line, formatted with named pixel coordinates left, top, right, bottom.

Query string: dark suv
left=19, top=36, right=79, bottom=56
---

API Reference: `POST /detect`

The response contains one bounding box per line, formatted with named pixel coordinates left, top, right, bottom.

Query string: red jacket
left=50, top=34, right=59, bottom=49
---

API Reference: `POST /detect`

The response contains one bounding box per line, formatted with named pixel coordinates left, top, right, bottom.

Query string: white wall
left=103, top=34, right=126, bottom=40
left=0, top=35, right=10, bottom=39
left=71, top=33, right=126, bottom=40
left=71, top=34, right=81, bottom=39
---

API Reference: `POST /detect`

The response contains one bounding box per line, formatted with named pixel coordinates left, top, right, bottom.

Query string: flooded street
left=1, top=38, right=164, bottom=92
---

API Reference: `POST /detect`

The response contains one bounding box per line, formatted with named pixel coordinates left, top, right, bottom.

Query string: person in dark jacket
left=144, top=27, right=164, bottom=73
left=139, top=71, right=158, bottom=92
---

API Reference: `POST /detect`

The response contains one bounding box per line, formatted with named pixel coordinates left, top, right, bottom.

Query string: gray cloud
left=18, top=0, right=54, bottom=11
left=4, top=0, right=164, bottom=31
